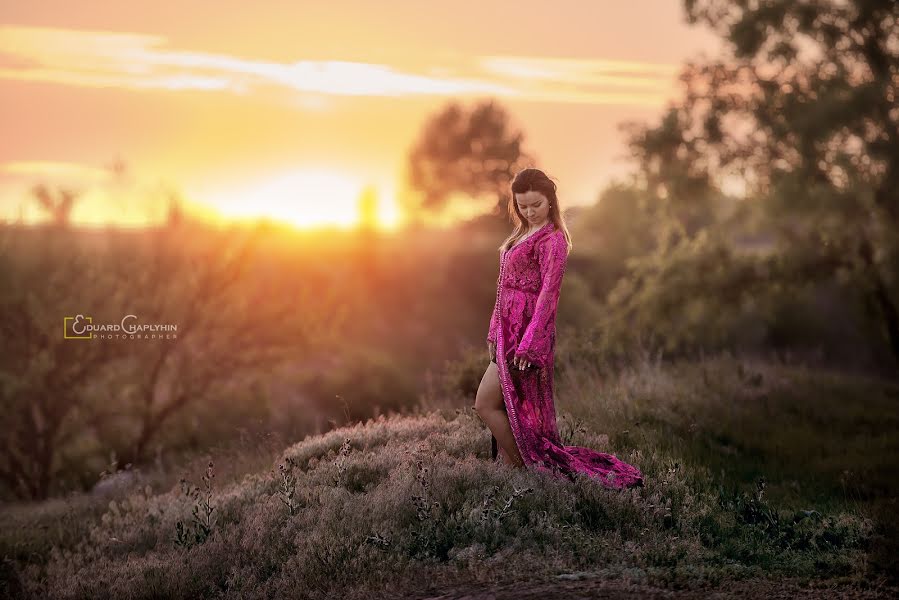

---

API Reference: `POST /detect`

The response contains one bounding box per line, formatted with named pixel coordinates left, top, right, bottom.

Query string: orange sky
left=0, top=1, right=721, bottom=229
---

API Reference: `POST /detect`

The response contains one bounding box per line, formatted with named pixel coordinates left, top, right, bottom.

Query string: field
left=3, top=353, right=897, bottom=599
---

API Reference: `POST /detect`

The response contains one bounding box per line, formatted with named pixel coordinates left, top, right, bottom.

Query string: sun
left=213, top=168, right=370, bottom=229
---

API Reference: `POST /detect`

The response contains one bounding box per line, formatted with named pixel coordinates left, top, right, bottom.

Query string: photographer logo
left=63, top=314, right=178, bottom=340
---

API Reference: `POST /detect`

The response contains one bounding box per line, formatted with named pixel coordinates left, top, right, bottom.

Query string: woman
left=474, top=168, right=644, bottom=489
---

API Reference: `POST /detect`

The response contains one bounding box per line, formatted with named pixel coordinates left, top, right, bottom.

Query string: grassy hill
left=2, top=354, right=897, bottom=599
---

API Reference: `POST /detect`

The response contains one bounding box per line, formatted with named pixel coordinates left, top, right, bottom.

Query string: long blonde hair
left=499, top=167, right=572, bottom=255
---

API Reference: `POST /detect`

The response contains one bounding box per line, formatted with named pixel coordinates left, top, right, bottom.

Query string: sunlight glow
left=212, top=169, right=396, bottom=230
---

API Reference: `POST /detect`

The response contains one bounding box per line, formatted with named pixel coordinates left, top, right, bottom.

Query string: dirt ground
left=412, top=575, right=897, bottom=600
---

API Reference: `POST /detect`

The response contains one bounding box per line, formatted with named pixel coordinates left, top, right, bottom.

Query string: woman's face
left=515, top=190, right=550, bottom=226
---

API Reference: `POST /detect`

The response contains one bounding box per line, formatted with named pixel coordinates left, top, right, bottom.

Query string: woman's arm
left=514, top=232, right=568, bottom=368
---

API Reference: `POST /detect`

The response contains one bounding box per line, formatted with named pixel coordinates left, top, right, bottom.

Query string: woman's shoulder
left=538, top=228, right=567, bottom=253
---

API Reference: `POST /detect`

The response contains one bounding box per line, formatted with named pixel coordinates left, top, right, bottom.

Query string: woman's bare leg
left=474, top=362, right=524, bottom=467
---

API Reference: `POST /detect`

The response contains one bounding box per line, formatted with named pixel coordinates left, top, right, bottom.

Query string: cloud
left=478, top=55, right=679, bottom=105
left=0, top=25, right=514, bottom=98
left=0, top=25, right=678, bottom=106
left=479, top=56, right=678, bottom=85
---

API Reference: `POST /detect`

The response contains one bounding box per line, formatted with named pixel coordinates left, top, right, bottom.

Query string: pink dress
left=487, top=222, right=644, bottom=489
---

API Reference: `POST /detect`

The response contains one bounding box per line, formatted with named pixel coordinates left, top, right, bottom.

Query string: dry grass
left=2, top=353, right=896, bottom=599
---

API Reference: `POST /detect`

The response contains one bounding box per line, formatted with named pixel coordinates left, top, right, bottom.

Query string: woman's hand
left=512, top=355, right=534, bottom=370
left=487, top=340, right=496, bottom=362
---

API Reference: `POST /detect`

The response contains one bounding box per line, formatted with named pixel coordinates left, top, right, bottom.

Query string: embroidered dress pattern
left=487, top=222, right=644, bottom=489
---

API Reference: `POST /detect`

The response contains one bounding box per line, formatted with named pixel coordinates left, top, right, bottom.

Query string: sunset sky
left=0, top=1, right=721, bottom=229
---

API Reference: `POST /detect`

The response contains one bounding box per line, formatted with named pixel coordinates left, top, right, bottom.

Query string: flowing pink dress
left=487, top=222, right=644, bottom=489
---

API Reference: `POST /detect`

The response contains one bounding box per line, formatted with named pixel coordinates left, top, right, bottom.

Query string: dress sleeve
left=514, top=232, right=568, bottom=367
left=487, top=306, right=499, bottom=344
left=487, top=252, right=501, bottom=344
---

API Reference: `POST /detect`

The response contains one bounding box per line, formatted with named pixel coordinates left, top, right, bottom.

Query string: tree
left=568, top=183, right=659, bottom=299
left=0, top=222, right=340, bottom=499
left=116, top=224, right=339, bottom=466
left=620, top=107, right=723, bottom=240
left=165, top=188, right=185, bottom=229
left=0, top=228, right=117, bottom=499
left=407, top=98, right=535, bottom=219
left=31, top=184, right=78, bottom=228
left=627, top=0, right=899, bottom=364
